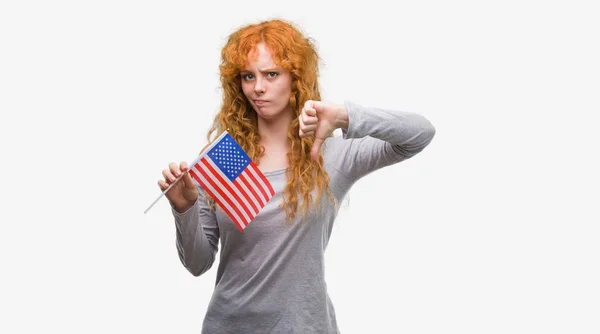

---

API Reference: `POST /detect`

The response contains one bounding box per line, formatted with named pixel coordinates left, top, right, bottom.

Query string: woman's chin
left=255, top=107, right=278, bottom=119
left=253, top=104, right=293, bottom=122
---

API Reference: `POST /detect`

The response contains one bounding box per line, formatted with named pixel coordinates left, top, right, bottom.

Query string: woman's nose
left=254, top=77, right=265, bottom=95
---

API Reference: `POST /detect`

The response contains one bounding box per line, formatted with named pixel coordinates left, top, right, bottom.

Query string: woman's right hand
left=158, top=162, right=198, bottom=213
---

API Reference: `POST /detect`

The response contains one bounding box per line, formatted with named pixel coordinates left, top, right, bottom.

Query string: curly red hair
left=206, top=19, right=334, bottom=222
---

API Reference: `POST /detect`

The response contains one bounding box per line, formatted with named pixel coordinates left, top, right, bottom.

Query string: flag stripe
left=232, top=179, right=259, bottom=215
left=248, top=164, right=271, bottom=201
left=197, top=160, right=250, bottom=225
left=189, top=168, right=245, bottom=231
left=195, top=162, right=249, bottom=229
left=250, top=162, right=276, bottom=196
left=202, top=158, right=257, bottom=218
left=238, top=173, right=265, bottom=207
left=244, top=168, right=269, bottom=203
left=197, top=173, right=246, bottom=231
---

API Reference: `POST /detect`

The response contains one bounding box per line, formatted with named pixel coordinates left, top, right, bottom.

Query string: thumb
left=311, top=137, right=324, bottom=162
left=182, top=169, right=195, bottom=189
left=180, top=162, right=195, bottom=189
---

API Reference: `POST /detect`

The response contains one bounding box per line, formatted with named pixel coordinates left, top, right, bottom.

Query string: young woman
left=158, top=19, right=436, bottom=333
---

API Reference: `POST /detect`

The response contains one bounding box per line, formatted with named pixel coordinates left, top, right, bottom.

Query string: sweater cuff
left=171, top=197, right=199, bottom=219
left=342, top=100, right=363, bottom=139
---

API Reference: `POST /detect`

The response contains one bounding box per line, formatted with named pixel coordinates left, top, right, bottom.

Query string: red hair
left=206, top=19, right=334, bottom=222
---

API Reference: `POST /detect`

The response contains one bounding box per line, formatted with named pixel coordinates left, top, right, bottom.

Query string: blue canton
left=207, top=133, right=251, bottom=181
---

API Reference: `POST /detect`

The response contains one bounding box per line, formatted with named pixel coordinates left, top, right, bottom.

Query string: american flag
left=188, top=132, right=275, bottom=231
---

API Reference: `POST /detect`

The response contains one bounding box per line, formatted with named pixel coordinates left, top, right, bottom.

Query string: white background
left=1, top=0, right=599, bottom=333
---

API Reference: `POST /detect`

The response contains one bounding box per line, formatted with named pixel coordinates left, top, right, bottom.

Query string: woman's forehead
left=244, top=44, right=282, bottom=70
left=248, top=43, right=273, bottom=60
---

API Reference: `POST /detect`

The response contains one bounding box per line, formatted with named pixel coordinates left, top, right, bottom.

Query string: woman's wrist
left=335, top=104, right=349, bottom=130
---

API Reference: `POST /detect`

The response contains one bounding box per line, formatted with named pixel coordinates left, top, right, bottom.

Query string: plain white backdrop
left=1, top=0, right=599, bottom=333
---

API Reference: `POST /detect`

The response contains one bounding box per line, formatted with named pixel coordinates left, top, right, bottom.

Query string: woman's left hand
left=299, top=100, right=349, bottom=162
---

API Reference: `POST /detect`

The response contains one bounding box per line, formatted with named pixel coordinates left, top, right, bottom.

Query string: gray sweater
left=172, top=101, right=436, bottom=333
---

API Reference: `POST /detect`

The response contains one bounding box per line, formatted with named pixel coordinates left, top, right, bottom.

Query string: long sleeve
left=326, top=100, right=436, bottom=182
left=172, top=186, right=220, bottom=277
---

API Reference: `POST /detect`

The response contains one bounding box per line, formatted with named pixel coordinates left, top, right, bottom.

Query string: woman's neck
left=256, top=109, right=293, bottom=172
left=257, top=110, right=293, bottom=151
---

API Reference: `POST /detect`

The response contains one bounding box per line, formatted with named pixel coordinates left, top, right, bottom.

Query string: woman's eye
left=267, top=72, right=278, bottom=78
left=242, top=74, right=254, bottom=80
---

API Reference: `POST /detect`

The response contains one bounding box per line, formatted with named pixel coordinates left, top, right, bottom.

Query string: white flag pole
left=143, top=131, right=230, bottom=215
left=143, top=170, right=189, bottom=215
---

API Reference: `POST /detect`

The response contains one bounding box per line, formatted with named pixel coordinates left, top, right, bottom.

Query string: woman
left=158, top=19, right=435, bottom=333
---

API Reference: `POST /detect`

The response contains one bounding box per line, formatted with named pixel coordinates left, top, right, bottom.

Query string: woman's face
left=240, top=42, right=293, bottom=122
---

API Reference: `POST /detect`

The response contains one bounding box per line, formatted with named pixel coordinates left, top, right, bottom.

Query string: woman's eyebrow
left=241, top=66, right=280, bottom=73
left=258, top=67, right=279, bottom=72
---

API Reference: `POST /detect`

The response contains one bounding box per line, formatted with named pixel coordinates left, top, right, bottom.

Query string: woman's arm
left=305, top=100, right=435, bottom=182
left=172, top=187, right=219, bottom=277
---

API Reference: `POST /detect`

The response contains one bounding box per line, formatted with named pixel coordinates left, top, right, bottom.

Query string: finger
left=303, top=101, right=318, bottom=116
left=299, top=112, right=313, bottom=137
left=162, top=169, right=176, bottom=183
left=302, top=112, right=317, bottom=125
left=311, top=137, right=324, bottom=162
left=299, top=129, right=314, bottom=138
left=300, top=109, right=319, bottom=124
left=299, top=112, right=305, bottom=128
left=183, top=173, right=195, bottom=187
left=177, top=161, right=195, bottom=188
left=304, top=107, right=316, bottom=117
left=158, top=180, right=169, bottom=191
left=180, top=161, right=189, bottom=173
left=182, top=170, right=195, bottom=189
left=301, top=123, right=317, bottom=134
left=303, top=100, right=314, bottom=110
left=168, top=162, right=180, bottom=177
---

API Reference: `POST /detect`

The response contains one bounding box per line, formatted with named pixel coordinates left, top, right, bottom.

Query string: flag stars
left=208, top=135, right=252, bottom=180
